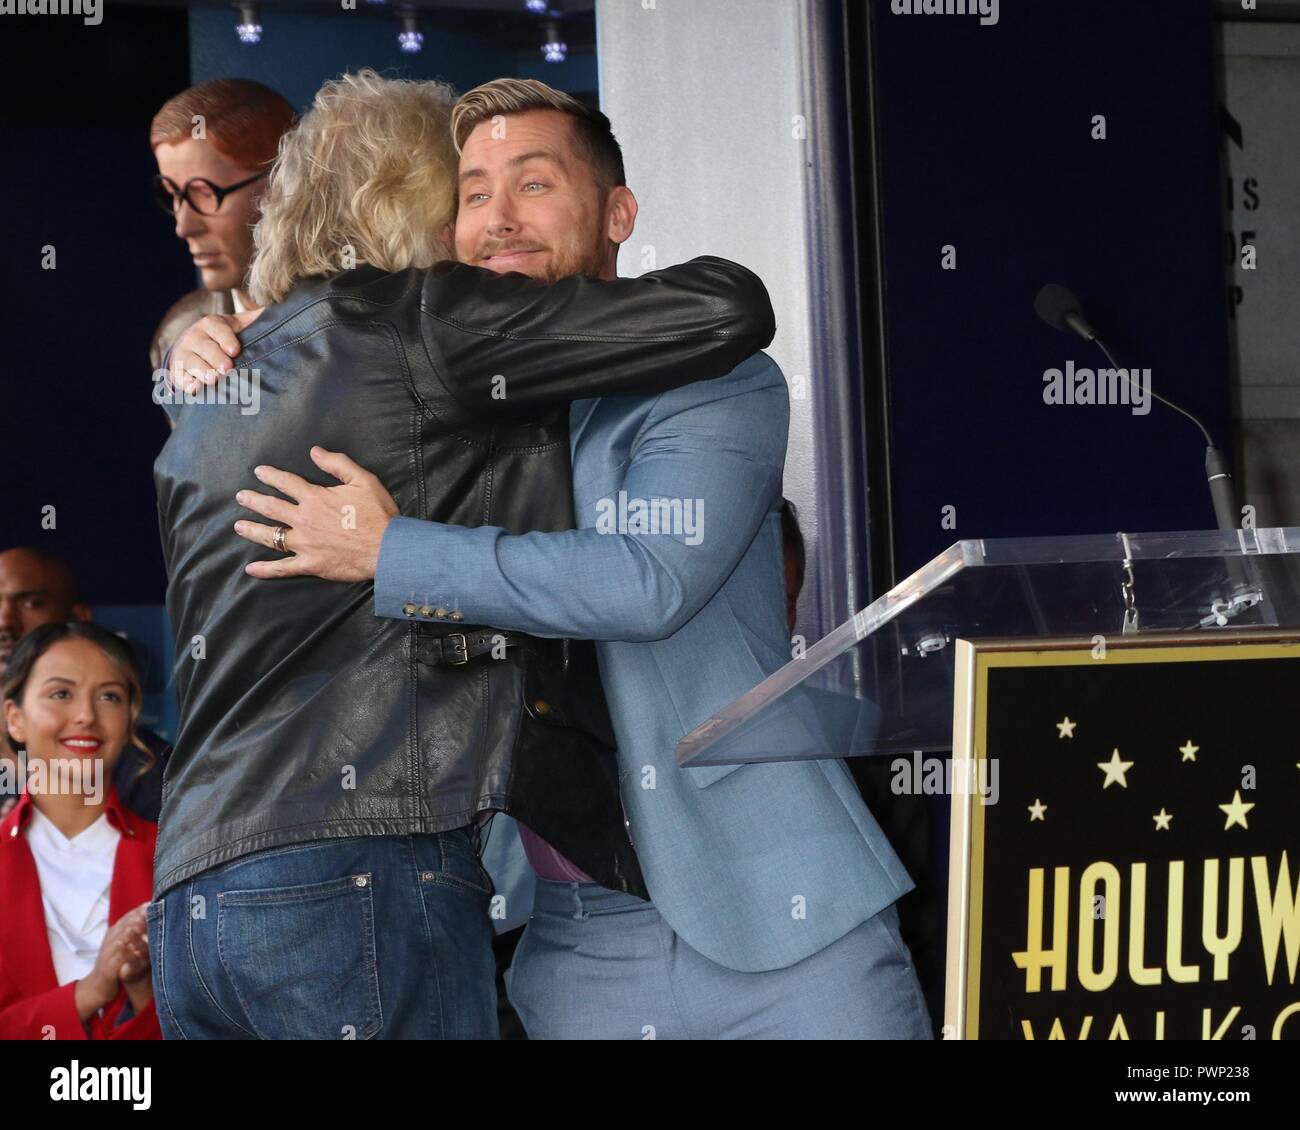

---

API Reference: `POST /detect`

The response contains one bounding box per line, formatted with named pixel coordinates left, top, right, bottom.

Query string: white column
left=596, top=0, right=869, bottom=645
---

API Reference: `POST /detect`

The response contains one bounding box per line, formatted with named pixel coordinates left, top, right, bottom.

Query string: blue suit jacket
left=374, top=352, right=913, bottom=972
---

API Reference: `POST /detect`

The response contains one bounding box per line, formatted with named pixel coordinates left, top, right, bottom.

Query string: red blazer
left=0, top=788, right=161, bottom=1040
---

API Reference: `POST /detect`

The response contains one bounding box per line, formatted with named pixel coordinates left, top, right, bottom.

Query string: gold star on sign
left=1153, top=808, right=1172, bottom=831
left=1097, top=748, right=1134, bottom=789
left=1179, top=740, right=1199, bottom=762
left=1056, top=717, right=1077, bottom=739
left=1028, top=798, right=1047, bottom=822
left=1218, top=790, right=1255, bottom=831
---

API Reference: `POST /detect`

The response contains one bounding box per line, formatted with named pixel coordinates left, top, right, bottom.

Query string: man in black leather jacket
left=148, top=71, right=774, bottom=1040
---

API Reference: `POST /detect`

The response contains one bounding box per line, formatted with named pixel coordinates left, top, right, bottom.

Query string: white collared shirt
left=25, top=808, right=120, bottom=985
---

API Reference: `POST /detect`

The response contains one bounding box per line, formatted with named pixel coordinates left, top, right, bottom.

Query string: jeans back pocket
left=217, top=873, right=383, bottom=1040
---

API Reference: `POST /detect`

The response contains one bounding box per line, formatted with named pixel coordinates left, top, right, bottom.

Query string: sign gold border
left=943, top=629, right=1300, bottom=1040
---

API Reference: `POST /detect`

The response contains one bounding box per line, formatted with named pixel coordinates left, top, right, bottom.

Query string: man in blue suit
left=225, top=79, right=930, bottom=1039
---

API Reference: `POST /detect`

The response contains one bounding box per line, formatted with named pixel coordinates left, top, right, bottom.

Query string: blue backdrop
left=871, top=0, right=1230, bottom=580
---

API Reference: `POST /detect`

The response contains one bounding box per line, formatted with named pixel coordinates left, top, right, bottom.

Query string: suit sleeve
left=417, top=257, right=775, bottom=420
left=375, top=359, right=789, bottom=641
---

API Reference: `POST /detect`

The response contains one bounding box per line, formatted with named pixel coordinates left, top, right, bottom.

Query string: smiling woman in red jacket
left=0, top=622, right=160, bottom=1040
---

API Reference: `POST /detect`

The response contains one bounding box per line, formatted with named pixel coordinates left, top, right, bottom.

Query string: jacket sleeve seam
left=418, top=307, right=744, bottom=345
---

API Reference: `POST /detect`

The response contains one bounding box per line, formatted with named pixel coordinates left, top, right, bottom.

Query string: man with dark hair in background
left=148, top=78, right=295, bottom=373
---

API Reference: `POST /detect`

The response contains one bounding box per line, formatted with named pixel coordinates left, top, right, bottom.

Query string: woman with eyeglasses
left=0, top=623, right=161, bottom=1040
left=148, top=78, right=296, bottom=376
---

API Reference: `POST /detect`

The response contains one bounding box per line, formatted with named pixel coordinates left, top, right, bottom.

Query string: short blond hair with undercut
left=451, top=78, right=626, bottom=194
left=249, top=70, right=458, bottom=306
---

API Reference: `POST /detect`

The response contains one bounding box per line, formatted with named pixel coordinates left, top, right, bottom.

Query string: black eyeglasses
left=152, top=171, right=267, bottom=217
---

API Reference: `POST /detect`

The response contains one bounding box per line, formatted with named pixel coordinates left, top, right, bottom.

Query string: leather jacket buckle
left=445, top=632, right=469, bottom=665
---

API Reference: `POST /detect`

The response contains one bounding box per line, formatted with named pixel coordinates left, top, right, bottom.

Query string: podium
left=676, top=529, right=1300, bottom=1040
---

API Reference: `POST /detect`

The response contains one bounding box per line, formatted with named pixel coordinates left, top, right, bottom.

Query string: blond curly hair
left=248, top=70, right=458, bottom=306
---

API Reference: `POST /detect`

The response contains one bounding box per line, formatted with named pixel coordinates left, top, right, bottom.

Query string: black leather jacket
left=152, top=258, right=774, bottom=897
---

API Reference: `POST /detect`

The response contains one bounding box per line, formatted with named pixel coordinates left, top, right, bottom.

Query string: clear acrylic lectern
left=674, top=528, right=1300, bottom=767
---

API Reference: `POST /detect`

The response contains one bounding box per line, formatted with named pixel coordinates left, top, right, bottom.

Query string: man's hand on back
left=233, top=447, right=399, bottom=583
left=166, top=308, right=262, bottom=394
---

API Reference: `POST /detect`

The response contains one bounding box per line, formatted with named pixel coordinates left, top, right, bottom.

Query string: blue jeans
left=505, top=880, right=933, bottom=1039
left=147, top=830, right=498, bottom=1039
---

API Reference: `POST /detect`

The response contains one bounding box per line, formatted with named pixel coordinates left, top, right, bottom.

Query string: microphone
left=1033, top=283, right=1098, bottom=343
left=1034, top=283, right=1261, bottom=621
left=1034, top=283, right=1237, bottom=528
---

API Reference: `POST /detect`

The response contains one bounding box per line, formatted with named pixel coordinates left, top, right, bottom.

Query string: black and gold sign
left=946, top=633, right=1300, bottom=1040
